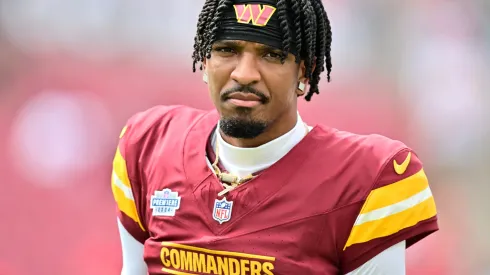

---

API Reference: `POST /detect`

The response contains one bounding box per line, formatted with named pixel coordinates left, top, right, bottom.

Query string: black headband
left=215, top=0, right=297, bottom=55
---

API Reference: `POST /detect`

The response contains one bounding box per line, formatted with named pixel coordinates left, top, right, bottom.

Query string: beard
left=218, top=84, right=271, bottom=139
left=219, top=110, right=268, bottom=139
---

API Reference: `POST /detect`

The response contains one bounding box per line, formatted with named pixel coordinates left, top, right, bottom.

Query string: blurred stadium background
left=0, top=1, right=489, bottom=274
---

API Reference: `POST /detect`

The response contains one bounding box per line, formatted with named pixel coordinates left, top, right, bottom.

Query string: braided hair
left=192, top=0, right=332, bottom=101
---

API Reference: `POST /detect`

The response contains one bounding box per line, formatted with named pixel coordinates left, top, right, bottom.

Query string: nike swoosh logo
left=394, top=152, right=411, bottom=175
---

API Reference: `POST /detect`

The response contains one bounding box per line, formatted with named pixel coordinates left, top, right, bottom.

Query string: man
left=111, top=0, right=439, bottom=274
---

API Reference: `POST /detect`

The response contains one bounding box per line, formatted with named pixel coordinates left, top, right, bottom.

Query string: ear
left=296, top=59, right=317, bottom=96
left=202, top=59, right=208, bottom=83
left=202, top=58, right=207, bottom=71
left=296, top=60, right=308, bottom=96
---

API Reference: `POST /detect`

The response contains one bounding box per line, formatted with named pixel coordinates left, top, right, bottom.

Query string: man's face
left=204, top=40, right=305, bottom=139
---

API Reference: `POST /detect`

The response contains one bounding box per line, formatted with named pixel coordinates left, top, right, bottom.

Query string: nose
left=230, top=53, right=261, bottom=86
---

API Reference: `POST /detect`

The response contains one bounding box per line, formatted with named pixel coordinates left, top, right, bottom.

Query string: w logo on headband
left=234, top=4, right=277, bottom=27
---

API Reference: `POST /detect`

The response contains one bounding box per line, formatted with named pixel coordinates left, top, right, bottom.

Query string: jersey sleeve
left=340, top=148, right=439, bottom=273
left=111, top=124, right=149, bottom=244
left=112, top=105, right=185, bottom=244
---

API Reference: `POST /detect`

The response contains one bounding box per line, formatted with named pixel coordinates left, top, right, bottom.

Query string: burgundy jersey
left=111, top=106, right=438, bottom=275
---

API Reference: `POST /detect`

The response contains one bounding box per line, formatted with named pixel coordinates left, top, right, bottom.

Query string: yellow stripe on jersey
left=113, top=148, right=131, bottom=188
left=344, top=169, right=437, bottom=249
left=111, top=147, right=146, bottom=231
left=360, top=169, right=430, bottom=214
left=119, top=125, right=128, bottom=138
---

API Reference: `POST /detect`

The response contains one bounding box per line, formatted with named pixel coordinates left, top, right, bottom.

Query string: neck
left=219, top=109, right=298, bottom=148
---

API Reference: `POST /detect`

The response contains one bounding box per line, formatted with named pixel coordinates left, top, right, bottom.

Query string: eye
left=213, top=46, right=236, bottom=54
left=264, top=51, right=285, bottom=60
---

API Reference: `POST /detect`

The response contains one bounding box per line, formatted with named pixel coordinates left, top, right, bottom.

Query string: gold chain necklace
left=214, top=124, right=310, bottom=197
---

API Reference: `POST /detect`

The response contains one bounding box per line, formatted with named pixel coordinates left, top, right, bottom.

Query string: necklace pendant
left=220, top=173, right=238, bottom=184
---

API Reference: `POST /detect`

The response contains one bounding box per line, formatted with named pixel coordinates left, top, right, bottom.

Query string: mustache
left=221, top=85, right=269, bottom=103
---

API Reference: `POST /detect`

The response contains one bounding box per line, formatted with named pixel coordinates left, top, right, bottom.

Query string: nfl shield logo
left=213, top=197, right=233, bottom=224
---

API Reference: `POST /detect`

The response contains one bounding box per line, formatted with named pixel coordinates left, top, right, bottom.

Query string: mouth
left=225, top=92, right=263, bottom=108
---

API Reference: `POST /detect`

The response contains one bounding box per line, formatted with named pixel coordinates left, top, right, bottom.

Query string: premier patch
left=150, top=188, right=181, bottom=216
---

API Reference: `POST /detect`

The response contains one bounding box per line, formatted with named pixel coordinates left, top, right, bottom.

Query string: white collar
left=213, top=113, right=308, bottom=176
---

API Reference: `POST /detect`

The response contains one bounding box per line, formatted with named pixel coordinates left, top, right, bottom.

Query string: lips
left=226, top=92, right=263, bottom=108
left=227, top=92, right=262, bottom=102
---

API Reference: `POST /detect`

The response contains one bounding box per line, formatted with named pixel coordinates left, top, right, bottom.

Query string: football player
left=111, top=0, right=439, bottom=274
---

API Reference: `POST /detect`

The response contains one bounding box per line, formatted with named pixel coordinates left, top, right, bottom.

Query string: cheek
left=207, top=72, right=224, bottom=101
left=269, top=72, right=298, bottom=103
left=208, top=62, right=234, bottom=96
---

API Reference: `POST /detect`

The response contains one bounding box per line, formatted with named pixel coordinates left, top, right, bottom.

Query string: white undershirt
left=117, top=113, right=406, bottom=275
left=210, top=113, right=309, bottom=178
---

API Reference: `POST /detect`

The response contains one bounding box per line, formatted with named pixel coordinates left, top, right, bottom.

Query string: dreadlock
left=192, top=0, right=332, bottom=101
